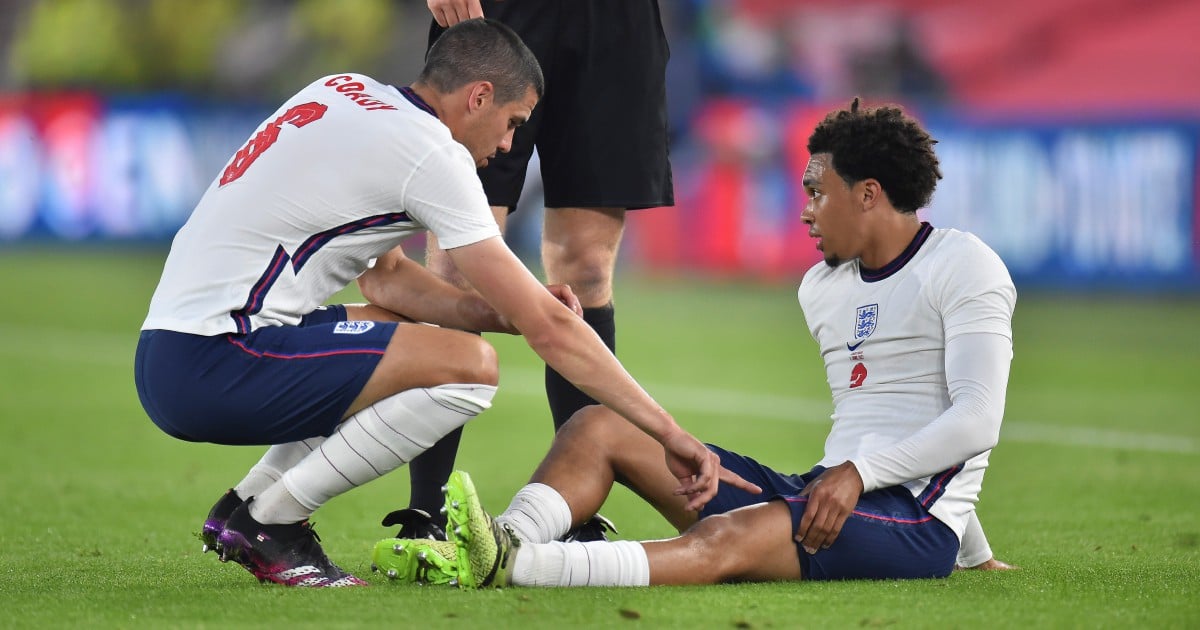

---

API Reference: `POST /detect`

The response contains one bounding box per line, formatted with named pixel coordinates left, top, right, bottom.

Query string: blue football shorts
left=134, top=305, right=397, bottom=446
left=700, top=444, right=960, bottom=581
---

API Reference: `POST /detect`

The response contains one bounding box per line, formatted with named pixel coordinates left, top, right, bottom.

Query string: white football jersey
left=798, top=225, right=1016, bottom=539
left=143, top=73, right=500, bottom=335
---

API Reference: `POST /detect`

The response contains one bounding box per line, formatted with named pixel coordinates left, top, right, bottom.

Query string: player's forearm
left=359, top=256, right=505, bottom=332
left=453, top=292, right=514, bottom=333
left=524, top=312, right=680, bottom=442
left=376, top=286, right=507, bottom=333
left=852, top=332, right=1010, bottom=491
left=447, top=238, right=684, bottom=442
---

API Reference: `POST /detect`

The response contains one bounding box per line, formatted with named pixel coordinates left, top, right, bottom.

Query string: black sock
left=546, top=304, right=615, bottom=430
left=406, top=426, right=462, bottom=526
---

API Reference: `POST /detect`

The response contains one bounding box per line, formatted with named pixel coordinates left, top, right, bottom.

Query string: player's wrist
left=846, top=458, right=874, bottom=492
left=646, top=415, right=681, bottom=444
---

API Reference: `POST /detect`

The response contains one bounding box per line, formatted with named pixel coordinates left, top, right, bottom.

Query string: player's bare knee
left=685, top=515, right=748, bottom=579
left=559, top=405, right=623, bottom=448
left=406, top=328, right=499, bottom=387
left=456, top=334, right=499, bottom=386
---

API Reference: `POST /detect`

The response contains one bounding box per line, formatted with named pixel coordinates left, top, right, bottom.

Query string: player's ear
left=859, top=178, right=882, bottom=211
left=467, top=81, right=494, bottom=113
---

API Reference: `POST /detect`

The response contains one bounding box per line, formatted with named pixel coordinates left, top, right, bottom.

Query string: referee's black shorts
left=429, top=0, right=674, bottom=211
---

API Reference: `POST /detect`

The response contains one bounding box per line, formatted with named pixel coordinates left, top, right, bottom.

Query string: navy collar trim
left=399, top=86, right=437, bottom=118
left=860, top=222, right=933, bottom=282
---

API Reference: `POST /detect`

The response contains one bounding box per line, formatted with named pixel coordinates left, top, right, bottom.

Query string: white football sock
left=510, top=540, right=650, bottom=587
left=233, top=437, right=325, bottom=500
left=496, top=483, right=573, bottom=544
left=250, top=384, right=496, bottom=525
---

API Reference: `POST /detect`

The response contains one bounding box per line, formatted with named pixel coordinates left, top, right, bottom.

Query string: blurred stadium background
left=1, top=0, right=1198, bottom=291
left=2, top=3, right=1198, bottom=625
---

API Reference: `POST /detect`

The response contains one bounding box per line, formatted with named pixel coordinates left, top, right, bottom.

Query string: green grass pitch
left=0, top=247, right=1197, bottom=628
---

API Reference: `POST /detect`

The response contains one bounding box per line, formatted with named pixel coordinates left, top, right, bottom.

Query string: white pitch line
left=496, top=368, right=1197, bottom=455
left=1, top=326, right=1194, bottom=455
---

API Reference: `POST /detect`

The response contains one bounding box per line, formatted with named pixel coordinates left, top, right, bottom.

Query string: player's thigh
left=799, top=487, right=959, bottom=580
left=346, top=322, right=498, bottom=416
left=699, top=444, right=811, bottom=519
left=135, top=321, right=395, bottom=445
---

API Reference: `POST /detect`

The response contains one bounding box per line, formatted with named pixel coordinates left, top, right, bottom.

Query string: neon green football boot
left=371, top=538, right=460, bottom=586
left=442, top=470, right=518, bottom=588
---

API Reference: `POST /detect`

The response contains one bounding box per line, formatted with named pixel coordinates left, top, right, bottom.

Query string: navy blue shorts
left=700, top=445, right=959, bottom=581
left=134, top=306, right=396, bottom=446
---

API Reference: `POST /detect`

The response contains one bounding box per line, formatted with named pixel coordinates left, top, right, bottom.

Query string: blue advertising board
left=926, top=118, right=1198, bottom=290
left=1, top=94, right=1197, bottom=290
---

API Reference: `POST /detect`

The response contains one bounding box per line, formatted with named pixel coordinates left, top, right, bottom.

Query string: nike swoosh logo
left=846, top=340, right=865, bottom=351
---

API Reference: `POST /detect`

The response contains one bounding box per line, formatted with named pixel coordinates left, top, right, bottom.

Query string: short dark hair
left=419, top=18, right=544, bottom=104
left=807, top=98, right=942, bottom=213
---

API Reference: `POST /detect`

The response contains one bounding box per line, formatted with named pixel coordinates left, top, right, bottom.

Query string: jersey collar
left=399, top=86, right=438, bottom=118
left=859, top=222, right=934, bottom=283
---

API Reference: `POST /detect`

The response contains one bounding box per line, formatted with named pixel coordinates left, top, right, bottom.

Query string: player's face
left=800, top=153, right=864, bottom=268
left=465, top=85, right=537, bottom=168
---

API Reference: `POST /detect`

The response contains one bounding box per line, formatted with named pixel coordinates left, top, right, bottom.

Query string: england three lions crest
left=846, top=304, right=878, bottom=351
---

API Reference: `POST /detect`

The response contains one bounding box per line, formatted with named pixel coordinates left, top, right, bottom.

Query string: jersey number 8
left=220, top=102, right=328, bottom=186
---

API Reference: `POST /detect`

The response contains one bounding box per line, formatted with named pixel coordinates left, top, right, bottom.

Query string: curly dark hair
left=806, top=98, right=942, bottom=213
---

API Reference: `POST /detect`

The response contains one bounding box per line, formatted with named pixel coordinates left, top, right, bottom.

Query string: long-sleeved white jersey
left=799, top=224, right=1016, bottom=539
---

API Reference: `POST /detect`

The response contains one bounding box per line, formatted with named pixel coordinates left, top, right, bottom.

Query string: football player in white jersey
left=134, top=18, right=754, bottom=588
left=374, top=99, right=1017, bottom=587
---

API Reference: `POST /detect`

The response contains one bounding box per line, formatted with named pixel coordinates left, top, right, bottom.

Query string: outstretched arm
left=448, top=236, right=761, bottom=509
left=851, top=331, right=1011, bottom=491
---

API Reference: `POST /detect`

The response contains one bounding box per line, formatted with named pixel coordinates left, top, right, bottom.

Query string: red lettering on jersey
left=849, top=362, right=867, bottom=389
left=220, top=102, right=328, bottom=186
left=336, top=81, right=367, bottom=93
left=324, top=75, right=398, bottom=112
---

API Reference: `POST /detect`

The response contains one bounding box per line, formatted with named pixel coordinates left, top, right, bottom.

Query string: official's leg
left=540, top=208, right=625, bottom=428
left=533, top=0, right=670, bottom=429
